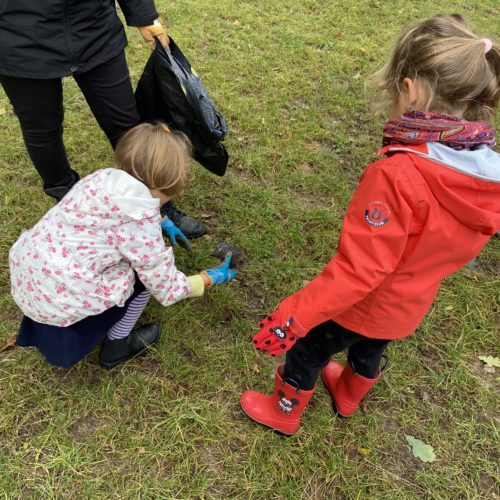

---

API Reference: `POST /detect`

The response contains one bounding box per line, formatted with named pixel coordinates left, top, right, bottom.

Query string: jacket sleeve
left=117, top=0, right=158, bottom=26
left=278, top=162, right=418, bottom=335
left=117, top=217, right=192, bottom=306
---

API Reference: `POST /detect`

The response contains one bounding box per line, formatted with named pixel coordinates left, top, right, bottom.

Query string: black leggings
left=284, top=321, right=390, bottom=390
left=0, top=51, right=140, bottom=190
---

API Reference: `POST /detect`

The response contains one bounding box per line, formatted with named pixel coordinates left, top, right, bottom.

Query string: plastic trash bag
left=135, top=38, right=229, bottom=176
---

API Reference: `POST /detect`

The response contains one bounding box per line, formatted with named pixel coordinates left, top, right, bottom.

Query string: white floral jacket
left=9, top=169, right=192, bottom=326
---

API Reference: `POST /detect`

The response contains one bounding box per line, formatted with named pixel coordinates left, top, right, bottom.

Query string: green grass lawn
left=1, top=1, right=499, bottom=498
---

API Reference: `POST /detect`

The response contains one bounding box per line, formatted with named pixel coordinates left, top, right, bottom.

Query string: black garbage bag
left=135, top=38, right=229, bottom=176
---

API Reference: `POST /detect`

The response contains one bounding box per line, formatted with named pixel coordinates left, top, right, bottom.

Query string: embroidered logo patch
left=365, top=200, right=391, bottom=227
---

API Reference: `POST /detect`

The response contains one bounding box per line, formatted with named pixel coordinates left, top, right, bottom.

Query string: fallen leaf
left=0, top=334, right=17, bottom=353
left=357, top=447, right=372, bottom=457
left=346, top=443, right=371, bottom=459
left=137, top=447, right=146, bottom=454
left=346, top=443, right=359, bottom=460
left=406, top=435, right=436, bottom=463
left=479, top=356, right=500, bottom=368
left=444, top=305, right=454, bottom=311
left=251, top=364, right=260, bottom=374
left=199, top=213, right=213, bottom=219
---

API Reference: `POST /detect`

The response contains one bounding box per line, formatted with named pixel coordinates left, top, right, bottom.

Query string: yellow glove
left=138, top=19, right=170, bottom=51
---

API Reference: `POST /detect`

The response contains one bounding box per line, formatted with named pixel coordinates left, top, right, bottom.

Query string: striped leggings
left=107, top=290, right=151, bottom=340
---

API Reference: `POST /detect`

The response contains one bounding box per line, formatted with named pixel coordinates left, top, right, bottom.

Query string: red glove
left=252, top=309, right=307, bottom=356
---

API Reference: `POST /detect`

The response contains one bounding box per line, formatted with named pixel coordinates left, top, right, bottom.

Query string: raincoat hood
left=379, top=143, right=500, bottom=235
left=60, top=169, right=160, bottom=228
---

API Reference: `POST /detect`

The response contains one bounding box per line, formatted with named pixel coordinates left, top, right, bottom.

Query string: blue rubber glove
left=205, top=254, right=238, bottom=286
left=161, top=217, right=192, bottom=252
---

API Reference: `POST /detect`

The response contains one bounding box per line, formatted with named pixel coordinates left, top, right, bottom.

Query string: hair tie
left=160, top=124, right=171, bottom=133
left=482, top=38, right=493, bottom=54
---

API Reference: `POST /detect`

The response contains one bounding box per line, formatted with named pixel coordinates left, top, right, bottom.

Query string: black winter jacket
left=0, top=0, right=158, bottom=78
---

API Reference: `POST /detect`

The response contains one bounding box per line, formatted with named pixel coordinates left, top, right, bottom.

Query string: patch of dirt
left=11, top=409, right=51, bottom=447
left=131, top=355, right=164, bottom=377
left=475, top=256, right=500, bottom=276
left=178, top=344, right=197, bottom=364
left=70, top=415, right=106, bottom=441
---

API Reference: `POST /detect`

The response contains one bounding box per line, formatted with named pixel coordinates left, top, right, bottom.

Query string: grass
left=1, top=1, right=499, bottom=498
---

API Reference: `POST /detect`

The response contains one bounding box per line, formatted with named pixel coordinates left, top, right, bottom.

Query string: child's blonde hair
left=370, top=14, right=500, bottom=122
left=114, top=122, right=192, bottom=197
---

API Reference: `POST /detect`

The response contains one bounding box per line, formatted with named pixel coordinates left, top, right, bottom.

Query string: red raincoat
left=278, top=143, right=500, bottom=340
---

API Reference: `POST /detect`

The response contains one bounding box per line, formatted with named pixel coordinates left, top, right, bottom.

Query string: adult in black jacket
left=0, top=0, right=205, bottom=237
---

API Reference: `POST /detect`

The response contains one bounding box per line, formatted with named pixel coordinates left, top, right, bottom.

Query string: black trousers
left=0, top=51, right=140, bottom=190
left=284, top=321, right=390, bottom=390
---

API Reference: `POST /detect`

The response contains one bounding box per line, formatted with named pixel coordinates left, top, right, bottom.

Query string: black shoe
left=99, top=323, right=161, bottom=369
left=43, top=169, right=80, bottom=202
left=160, top=201, right=206, bottom=239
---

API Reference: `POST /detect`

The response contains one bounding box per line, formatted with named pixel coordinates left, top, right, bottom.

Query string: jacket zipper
left=62, top=0, right=78, bottom=72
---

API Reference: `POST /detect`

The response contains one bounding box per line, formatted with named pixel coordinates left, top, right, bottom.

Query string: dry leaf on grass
left=0, top=334, right=17, bottom=353
left=346, top=443, right=371, bottom=460
left=357, top=447, right=372, bottom=457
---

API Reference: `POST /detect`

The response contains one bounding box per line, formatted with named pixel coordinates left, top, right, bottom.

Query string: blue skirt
left=16, top=279, right=146, bottom=369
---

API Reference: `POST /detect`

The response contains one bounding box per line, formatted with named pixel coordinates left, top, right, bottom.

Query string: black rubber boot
left=160, top=201, right=205, bottom=239
left=43, top=169, right=80, bottom=202
left=99, top=323, right=161, bottom=369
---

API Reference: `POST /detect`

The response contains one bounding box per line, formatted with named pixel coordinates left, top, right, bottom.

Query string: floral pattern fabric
left=9, top=169, right=191, bottom=326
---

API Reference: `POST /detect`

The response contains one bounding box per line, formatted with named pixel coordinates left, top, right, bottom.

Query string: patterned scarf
left=383, top=111, right=496, bottom=150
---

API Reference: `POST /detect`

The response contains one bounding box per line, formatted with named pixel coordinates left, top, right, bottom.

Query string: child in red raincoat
left=241, top=14, right=500, bottom=435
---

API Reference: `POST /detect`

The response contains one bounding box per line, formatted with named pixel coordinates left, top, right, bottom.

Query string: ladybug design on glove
left=252, top=310, right=306, bottom=356
left=273, top=327, right=286, bottom=339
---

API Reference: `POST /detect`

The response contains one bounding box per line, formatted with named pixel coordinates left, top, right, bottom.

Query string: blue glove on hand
left=161, top=217, right=192, bottom=252
left=204, top=254, right=238, bottom=286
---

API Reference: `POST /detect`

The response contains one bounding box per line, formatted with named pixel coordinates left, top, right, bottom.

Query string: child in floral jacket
left=9, top=122, right=237, bottom=369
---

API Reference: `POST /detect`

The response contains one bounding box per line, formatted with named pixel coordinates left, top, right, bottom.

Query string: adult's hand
left=138, top=20, right=170, bottom=51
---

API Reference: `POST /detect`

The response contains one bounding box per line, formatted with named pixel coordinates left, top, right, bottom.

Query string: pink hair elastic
left=482, top=38, right=493, bottom=53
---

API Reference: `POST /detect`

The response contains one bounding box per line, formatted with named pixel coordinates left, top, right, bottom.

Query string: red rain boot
left=321, top=361, right=380, bottom=418
left=240, top=364, right=315, bottom=435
